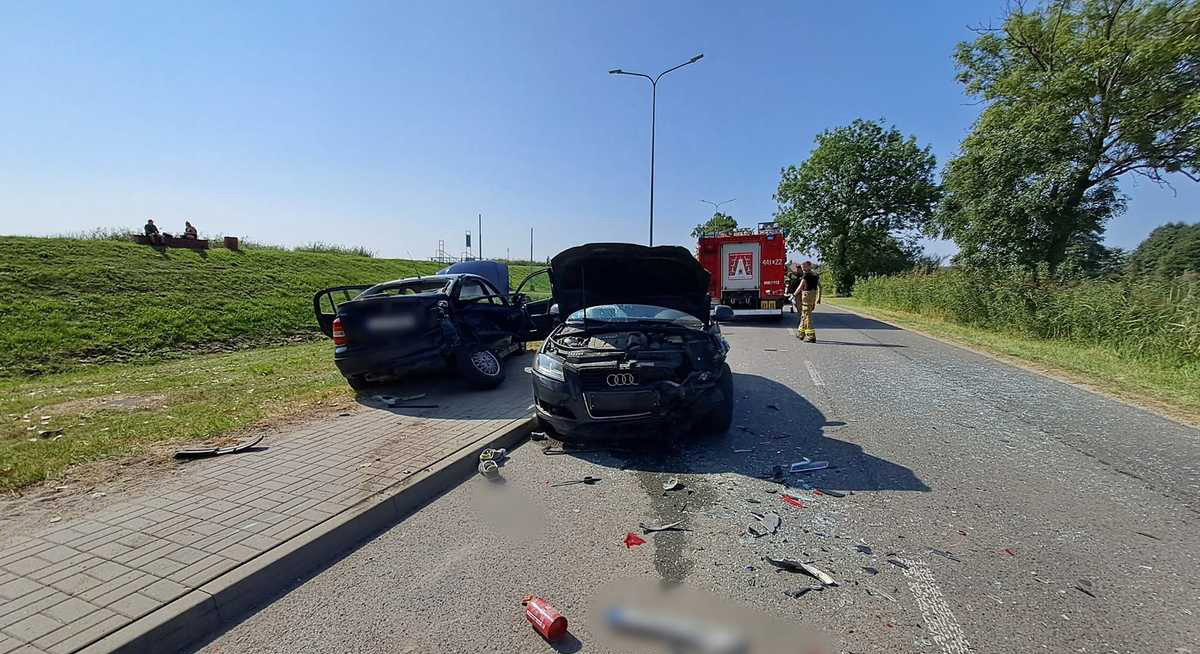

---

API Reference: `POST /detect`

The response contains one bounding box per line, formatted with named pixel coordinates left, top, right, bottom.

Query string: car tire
left=345, top=374, right=373, bottom=391
left=456, top=346, right=506, bottom=389
left=703, top=364, right=735, bottom=434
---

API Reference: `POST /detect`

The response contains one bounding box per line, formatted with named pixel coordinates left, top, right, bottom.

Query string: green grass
left=828, top=296, right=1200, bottom=424
left=0, top=341, right=352, bottom=491
left=0, top=236, right=548, bottom=377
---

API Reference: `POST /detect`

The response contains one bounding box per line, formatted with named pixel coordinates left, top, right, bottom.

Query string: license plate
left=366, top=314, right=416, bottom=332
left=760, top=301, right=777, bottom=309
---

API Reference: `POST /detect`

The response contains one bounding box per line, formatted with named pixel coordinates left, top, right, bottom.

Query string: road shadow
left=352, top=352, right=533, bottom=420
left=548, top=372, right=928, bottom=493
left=813, top=310, right=899, bottom=330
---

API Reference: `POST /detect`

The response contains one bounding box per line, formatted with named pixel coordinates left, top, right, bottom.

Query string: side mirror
left=711, top=305, right=734, bottom=322
left=549, top=304, right=560, bottom=317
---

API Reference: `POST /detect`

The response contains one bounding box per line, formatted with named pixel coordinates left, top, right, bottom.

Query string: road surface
left=197, top=305, right=1200, bottom=654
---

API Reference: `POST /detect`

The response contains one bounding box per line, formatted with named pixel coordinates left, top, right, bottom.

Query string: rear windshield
left=361, top=279, right=450, bottom=297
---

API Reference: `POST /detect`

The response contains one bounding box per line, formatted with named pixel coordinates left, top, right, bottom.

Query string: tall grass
left=853, top=269, right=1200, bottom=366
left=294, top=242, right=376, bottom=257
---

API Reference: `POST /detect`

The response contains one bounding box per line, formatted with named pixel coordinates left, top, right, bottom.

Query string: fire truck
left=697, top=222, right=788, bottom=318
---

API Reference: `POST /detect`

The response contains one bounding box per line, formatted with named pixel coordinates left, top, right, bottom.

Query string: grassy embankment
left=1, top=236, right=548, bottom=490
left=832, top=270, right=1200, bottom=423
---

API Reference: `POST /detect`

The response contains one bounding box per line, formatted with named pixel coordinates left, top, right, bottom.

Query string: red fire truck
left=697, top=222, right=788, bottom=318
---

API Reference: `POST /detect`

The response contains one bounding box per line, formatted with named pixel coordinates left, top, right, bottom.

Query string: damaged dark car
left=313, top=261, right=553, bottom=391
left=531, top=243, right=735, bottom=439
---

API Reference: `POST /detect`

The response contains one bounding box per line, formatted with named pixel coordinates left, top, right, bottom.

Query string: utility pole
left=478, top=214, right=482, bottom=260
left=530, top=227, right=534, bottom=262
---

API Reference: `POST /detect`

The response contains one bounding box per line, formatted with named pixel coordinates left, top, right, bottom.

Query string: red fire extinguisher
left=522, top=595, right=568, bottom=642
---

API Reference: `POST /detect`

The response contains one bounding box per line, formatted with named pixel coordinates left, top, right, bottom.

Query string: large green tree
left=1127, top=221, right=1200, bottom=277
left=690, top=212, right=739, bottom=238
left=774, top=119, right=940, bottom=293
left=937, top=0, right=1200, bottom=275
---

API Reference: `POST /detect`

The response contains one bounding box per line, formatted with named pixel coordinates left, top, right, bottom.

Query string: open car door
left=312, top=285, right=372, bottom=337
left=511, top=268, right=555, bottom=341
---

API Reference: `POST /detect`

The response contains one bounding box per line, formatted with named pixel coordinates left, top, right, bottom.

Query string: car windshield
left=566, top=304, right=703, bottom=329
left=361, top=279, right=449, bottom=297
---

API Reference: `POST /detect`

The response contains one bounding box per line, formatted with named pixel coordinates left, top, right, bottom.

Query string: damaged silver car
left=530, top=243, right=734, bottom=439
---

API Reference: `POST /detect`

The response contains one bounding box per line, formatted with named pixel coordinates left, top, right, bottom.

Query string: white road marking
left=804, top=360, right=825, bottom=386
left=901, top=559, right=971, bottom=654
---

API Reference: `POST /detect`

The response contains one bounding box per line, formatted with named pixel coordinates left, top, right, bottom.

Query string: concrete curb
left=78, top=417, right=533, bottom=654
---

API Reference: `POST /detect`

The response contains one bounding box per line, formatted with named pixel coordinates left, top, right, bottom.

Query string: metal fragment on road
left=640, top=521, right=689, bottom=534
left=174, top=434, right=265, bottom=459
left=732, top=448, right=753, bottom=453
left=529, top=431, right=548, bottom=441
left=662, top=477, right=682, bottom=491
left=814, top=487, right=845, bottom=497
left=765, top=557, right=837, bottom=586
left=551, top=476, right=601, bottom=487
left=1075, top=580, right=1097, bottom=598
left=789, top=459, right=829, bottom=473
left=887, top=558, right=910, bottom=570
left=929, top=548, right=962, bottom=562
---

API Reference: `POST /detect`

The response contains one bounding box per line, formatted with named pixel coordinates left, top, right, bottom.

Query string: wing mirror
left=711, top=305, right=734, bottom=322
left=549, top=303, right=560, bottom=318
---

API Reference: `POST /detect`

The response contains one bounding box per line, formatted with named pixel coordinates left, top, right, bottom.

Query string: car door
left=312, top=285, right=372, bottom=337
left=454, top=277, right=515, bottom=351
left=511, top=268, right=554, bottom=341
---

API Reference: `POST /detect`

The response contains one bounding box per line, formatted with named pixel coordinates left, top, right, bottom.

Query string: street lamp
left=699, top=198, right=736, bottom=213
left=609, top=53, right=704, bottom=246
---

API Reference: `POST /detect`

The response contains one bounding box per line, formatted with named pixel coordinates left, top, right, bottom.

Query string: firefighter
left=785, top=262, right=802, bottom=313
left=792, top=260, right=821, bottom=342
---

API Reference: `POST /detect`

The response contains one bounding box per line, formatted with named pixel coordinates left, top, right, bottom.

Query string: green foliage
left=1057, top=230, right=1127, bottom=279
left=0, top=237, right=546, bottom=377
left=294, top=242, right=376, bottom=257
left=1127, top=222, right=1200, bottom=278
left=774, top=119, right=940, bottom=293
left=691, top=212, right=739, bottom=238
left=853, top=268, right=1200, bottom=366
left=937, top=0, right=1200, bottom=273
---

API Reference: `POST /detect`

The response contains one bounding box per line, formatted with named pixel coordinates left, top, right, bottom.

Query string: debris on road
left=784, top=587, right=820, bottom=598
left=37, top=428, right=64, bottom=439
left=174, top=434, right=265, bottom=459
left=865, top=587, right=897, bottom=603
left=522, top=595, right=568, bottom=643
left=478, top=460, right=504, bottom=481
left=855, top=544, right=873, bottom=555
left=1075, top=580, right=1097, bottom=598
left=1134, top=531, right=1161, bottom=541
left=929, top=548, right=962, bottom=562
left=479, top=448, right=507, bottom=462
left=401, top=393, right=427, bottom=401
left=663, top=477, right=683, bottom=491
left=551, top=476, right=601, bottom=487
left=732, top=448, right=753, bottom=453
left=767, top=404, right=780, bottom=411
left=529, top=431, right=549, bottom=441
left=747, top=511, right=781, bottom=537
left=624, top=532, right=647, bottom=548
left=789, top=458, right=829, bottom=473
left=765, top=558, right=837, bottom=586
left=90, top=491, right=106, bottom=499
left=1003, top=548, right=1017, bottom=557
left=640, top=521, right=690, bottom=534
left=542, top=445, right=603, bottom=456
left=746, top=497, right=761, bottom=504
left=886, top=558, right=910, bottom=570
left=781, top=495, right=806, bottom=509
left=862, top=566, right=879, bottom=575
left=814, top=487, right=845, bottom=498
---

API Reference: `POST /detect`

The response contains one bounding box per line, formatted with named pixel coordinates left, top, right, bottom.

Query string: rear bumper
left=731, top=308, right=784, bottom=316
left=333, top=343, right=448, bottom=378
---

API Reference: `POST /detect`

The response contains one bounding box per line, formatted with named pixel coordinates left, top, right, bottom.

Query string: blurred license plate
left=366, top=314, right=416, bottom=332
left=761, top=300, right=777, bottom=309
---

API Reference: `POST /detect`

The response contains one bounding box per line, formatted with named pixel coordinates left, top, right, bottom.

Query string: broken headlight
left=534, top=352, right=565, bottom=381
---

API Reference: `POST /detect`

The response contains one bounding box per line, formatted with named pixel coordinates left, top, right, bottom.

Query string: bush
left=853, top=268, right=1200, bottom=365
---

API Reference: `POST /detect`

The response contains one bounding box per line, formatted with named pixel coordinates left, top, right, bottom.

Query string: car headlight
left=534, top=353, right=565, bottom=381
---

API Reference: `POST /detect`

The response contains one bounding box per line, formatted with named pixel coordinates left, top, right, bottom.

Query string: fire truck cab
left=697, top=222, right=787, bottom=318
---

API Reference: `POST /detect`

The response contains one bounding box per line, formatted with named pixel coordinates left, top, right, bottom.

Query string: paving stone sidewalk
left=0, top=358, right=533, bottom=654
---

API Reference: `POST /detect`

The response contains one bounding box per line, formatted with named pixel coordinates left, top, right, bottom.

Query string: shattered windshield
left=566, top=304, right=703, bottom=329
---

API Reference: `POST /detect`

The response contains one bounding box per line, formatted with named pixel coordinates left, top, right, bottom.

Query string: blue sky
left=1, top=1, right=1195, bottom=261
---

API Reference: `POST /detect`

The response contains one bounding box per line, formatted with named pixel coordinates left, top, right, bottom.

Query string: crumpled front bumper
left=532, top=368, right=723, bottom=439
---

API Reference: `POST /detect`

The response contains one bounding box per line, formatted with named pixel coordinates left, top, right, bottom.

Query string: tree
left=1057, top=230, right=1127, bottom=278
left=936, top=0, right=1200, bottom=275
left=774, top=119, right=940, bottom=293
left=691, top=212, right=738, bottom=238
left=1127, top=221, right=1200, bottom=277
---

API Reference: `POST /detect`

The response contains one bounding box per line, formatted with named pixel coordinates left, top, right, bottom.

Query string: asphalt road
left=197, top=305, right=1200, bottom=654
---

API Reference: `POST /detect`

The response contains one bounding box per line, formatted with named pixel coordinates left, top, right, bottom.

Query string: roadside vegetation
left=0, top=236, right=547, bottom=377
left=0, top=341, right=350, bottom=492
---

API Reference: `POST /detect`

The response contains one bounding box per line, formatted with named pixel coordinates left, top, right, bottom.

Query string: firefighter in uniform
left=792, top=260, right=821, bottom=342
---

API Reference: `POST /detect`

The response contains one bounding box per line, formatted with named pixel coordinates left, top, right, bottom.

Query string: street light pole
left=609, top=53, right=703, bottom=246
left=699, top=198, right=736, bottom=213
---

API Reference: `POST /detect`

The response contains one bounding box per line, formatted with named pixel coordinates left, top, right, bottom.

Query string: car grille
left=578, top=370, right=639, bottom=391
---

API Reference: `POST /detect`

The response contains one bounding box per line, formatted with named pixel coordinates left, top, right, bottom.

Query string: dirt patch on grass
left=43, top=393, right=167, bottom=415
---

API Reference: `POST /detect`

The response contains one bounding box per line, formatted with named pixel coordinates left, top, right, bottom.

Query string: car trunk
left=337, top=295, right=443, bottom=352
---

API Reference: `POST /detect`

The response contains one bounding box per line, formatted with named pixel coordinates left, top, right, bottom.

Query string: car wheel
left=345, top=374, right=373, bottom=391
left=456, top=346, right=506, bottom=389
left=703, top=364, right=734, bottom=434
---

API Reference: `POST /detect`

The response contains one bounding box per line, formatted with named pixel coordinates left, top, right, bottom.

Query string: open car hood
left=550, top=243, right=711, bottom=323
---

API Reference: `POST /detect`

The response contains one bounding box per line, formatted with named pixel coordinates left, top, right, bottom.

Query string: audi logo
left=606, top=373, right=637, bottom=387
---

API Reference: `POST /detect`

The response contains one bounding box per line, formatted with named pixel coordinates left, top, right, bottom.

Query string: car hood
left=550, top=243, right=711, bottom=323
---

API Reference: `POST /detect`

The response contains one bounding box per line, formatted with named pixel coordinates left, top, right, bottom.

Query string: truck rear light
left=332, top=318, right=348, bottom=345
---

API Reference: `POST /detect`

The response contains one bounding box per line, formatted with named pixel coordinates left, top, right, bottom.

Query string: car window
left=458, top=279, right=500, bottom=305
left=361, top=279, right=449, bottom=297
